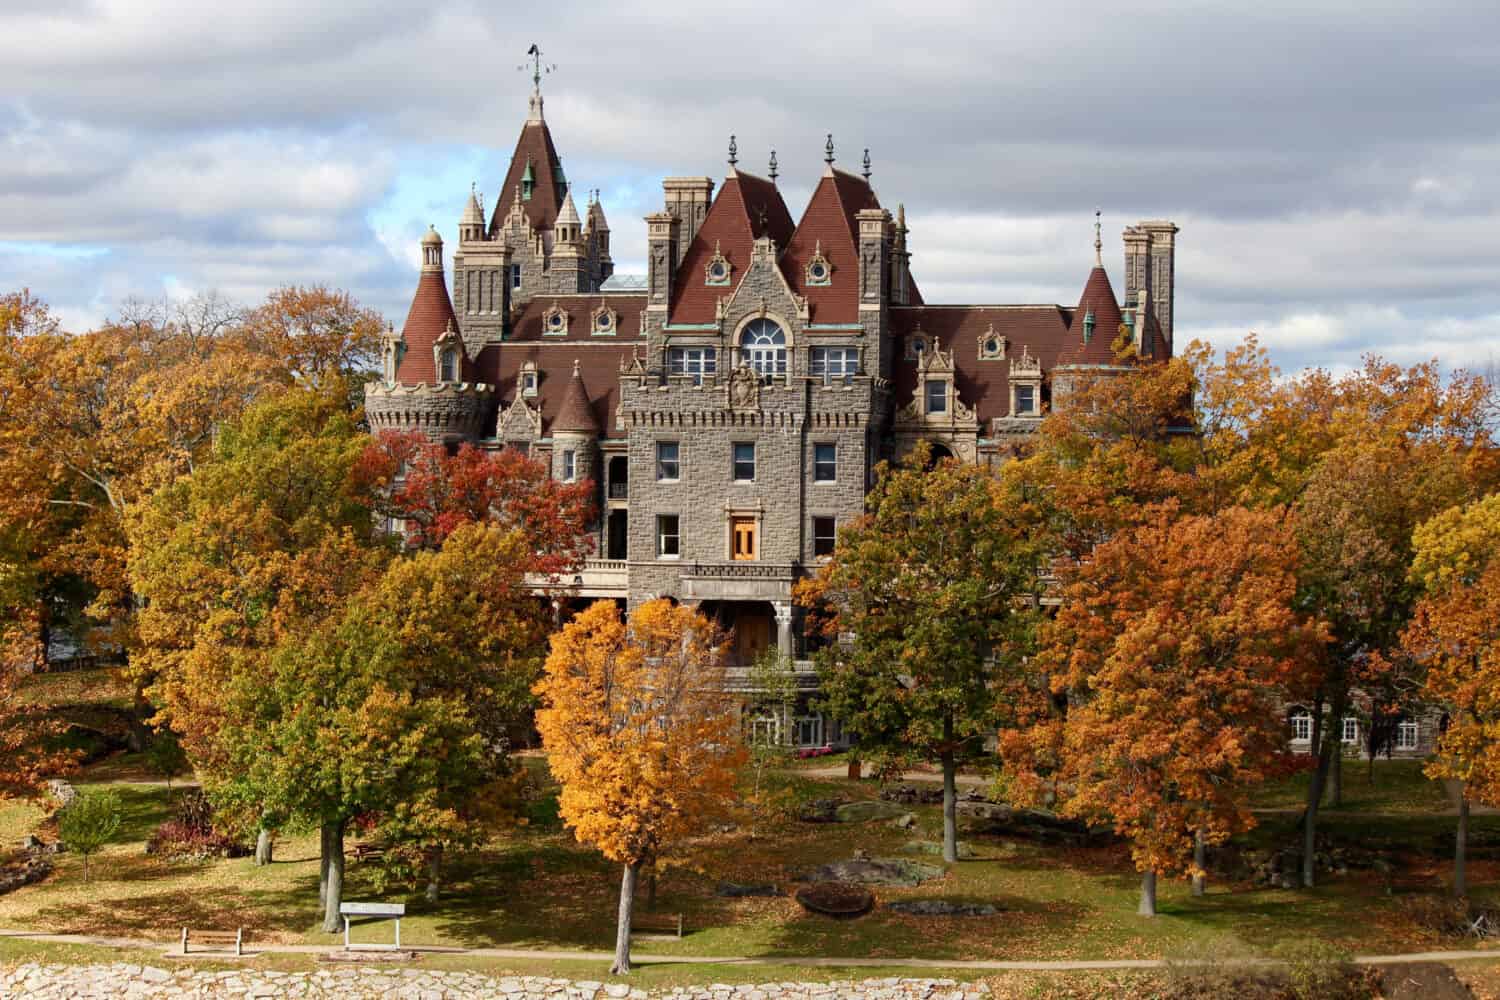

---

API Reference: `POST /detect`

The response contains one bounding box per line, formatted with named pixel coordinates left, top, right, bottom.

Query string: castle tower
left=550, top=188, right=587, bottom=293
left=364, top=226, right=494, bottom=443
left=550, top=359, right=601, bottom=490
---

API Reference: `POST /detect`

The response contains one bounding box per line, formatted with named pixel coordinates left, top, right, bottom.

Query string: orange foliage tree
left=1001, top=506, right=1324, bottom=916
left=535, top=600, right=745, bottom=974
left=1404, top=493, right=1500, bottom=896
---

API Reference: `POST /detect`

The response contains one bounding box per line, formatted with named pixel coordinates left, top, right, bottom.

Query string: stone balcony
left=528, top=559, right=629, bottom=599
left=679, top=562, right=801, bottom=602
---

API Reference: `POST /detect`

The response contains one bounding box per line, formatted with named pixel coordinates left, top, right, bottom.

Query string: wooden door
left=731, top=516, right=757, bottom=561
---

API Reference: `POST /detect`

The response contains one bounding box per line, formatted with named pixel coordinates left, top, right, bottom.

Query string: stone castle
left=365, top=68, right=1180, bottom=741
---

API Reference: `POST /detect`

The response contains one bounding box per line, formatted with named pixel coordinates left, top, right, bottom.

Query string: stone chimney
left=662, top=177, right=714, bottom=252
left=1123, top=220, right=1179, bottom=355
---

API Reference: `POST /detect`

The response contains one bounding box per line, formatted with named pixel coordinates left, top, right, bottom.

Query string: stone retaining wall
left=0, top=964, right=991, bottom=1000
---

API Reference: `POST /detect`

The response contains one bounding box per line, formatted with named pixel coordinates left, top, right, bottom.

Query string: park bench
left=350, top=841, right=385, bottom=864
left=339, top=901, right=406, bottom=950
left=631, top=912, right=684, bottom=938
left=180, top=926, right=244, bottom=956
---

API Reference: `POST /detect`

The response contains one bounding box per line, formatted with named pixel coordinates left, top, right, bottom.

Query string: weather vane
left=520, top=43, right=557, bottom=88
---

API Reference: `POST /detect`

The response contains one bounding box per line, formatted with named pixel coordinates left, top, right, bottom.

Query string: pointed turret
left=394, top=227, right=465, bottom=384
left=555, top=188, right=582, bottom=245
left=1058, top=215, right=1127, bottom=367
left=459, top=184, right=486, bottom=243
left=551, top=359, right=601, bottom=486
left=553, top=359, right=602, bottom=435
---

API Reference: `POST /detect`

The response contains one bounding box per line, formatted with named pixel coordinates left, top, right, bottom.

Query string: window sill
left=657, top=554, right=681, bottom=561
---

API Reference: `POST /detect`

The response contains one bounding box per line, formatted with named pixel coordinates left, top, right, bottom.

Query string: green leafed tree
left=58, top=788, right=122, bottom=882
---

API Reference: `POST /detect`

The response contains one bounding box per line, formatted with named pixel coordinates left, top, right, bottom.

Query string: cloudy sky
left=3, top=0, right=1497, bottom=375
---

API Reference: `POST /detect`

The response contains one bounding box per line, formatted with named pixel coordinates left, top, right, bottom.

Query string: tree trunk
left=1302, top=693, right=1332, bottom=889
left=254, top=827, right=274, bottom=866
left=320, top=819, right=345, bottom=934
left=1192, top=828, right=1206, bottom=897
left=1138, top=870, right=1157, bottom=917
left=611, top=860, right=640, bottom=975
left=1455, top=791, right=1470, bottom=899
left=426, top=846, right=442, bottom=902
left=1330, top=745, right=1343, bottom=807
left=940, top=719, right=958, bottom=864
left=847, top=757, right=861, bottom=781
left=318, top=824, right=330, bottom=907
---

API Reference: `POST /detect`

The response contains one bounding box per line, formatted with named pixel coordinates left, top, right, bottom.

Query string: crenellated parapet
left=364, top=380, right=495, bottom=443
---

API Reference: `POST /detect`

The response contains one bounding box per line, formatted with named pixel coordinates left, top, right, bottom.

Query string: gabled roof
left=489, top=119, right=566, bottom=237
left=781, top=168, right=880, bottom=324
left=1057, top=266, right=1127, bottom=367
left=669, top=170, right=795, bottom=325
left=552, top=361, right=602, bottom=434
left=394, top=272, right=466, bottom=384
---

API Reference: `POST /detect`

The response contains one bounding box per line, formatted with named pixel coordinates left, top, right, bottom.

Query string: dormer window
left=978, top=326, right=1007, bottom=361
left=439, top=349, right=457, bottom=383
left=705, top=242, right=732, bottom=286
left=520, top=363, right=538, bottom=398
left=591, top=304, right=618, bottom=336
left=805, top=242, right=832, bottom=286
left=521, top=161, right=535, bottom=202
left=542, top=305, right=568, bottom=336
left=1013, top=383, right=1037, bottom=416
left=925, top=380, right=948, bottom=415
left=1083, top=309, right=1096, bottom=343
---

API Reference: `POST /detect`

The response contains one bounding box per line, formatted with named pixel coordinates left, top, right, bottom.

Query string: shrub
left=144, top=789, right=248, bottom=861
left=57, top=789, right=122, bottom=881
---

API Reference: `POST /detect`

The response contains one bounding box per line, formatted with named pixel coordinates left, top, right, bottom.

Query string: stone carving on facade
left=704, top=241, right=732, bottom=285
left=541, top=304, right=569, bottom=336
left=977, top=324, right=1007, bottom=360
left=590, top=302, right=618, bottom=336
left=805, top=241, right=832, bottom=286
left=726, top=363, right=762, bottom=412
left=498, top=393, right=542, bottom=441
left=893, top=338, right=979, bottom=463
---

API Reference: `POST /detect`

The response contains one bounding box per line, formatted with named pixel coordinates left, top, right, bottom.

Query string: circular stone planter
left=795, top=882, right=875, bottom=918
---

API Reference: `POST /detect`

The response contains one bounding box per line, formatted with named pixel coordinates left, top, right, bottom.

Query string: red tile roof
left=552, top=362, right=602, bottom=434
left=1057, top=266, right=1126, bottom=366
left=474, top=342, right=639, bottom=440
left=669, top=171, right=795, bottom=325
left=782, top=169, right=879, bottom=324
left=395, top=271, right=467, bottom=384
left=488, top=121, right=566, bottom=238
left=508, top=294, right=647, bottom=342
left=889, top=306, right=1071, bottom=427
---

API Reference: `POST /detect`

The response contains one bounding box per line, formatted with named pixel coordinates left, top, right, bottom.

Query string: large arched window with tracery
left=739, top=319, right=787, bottom=382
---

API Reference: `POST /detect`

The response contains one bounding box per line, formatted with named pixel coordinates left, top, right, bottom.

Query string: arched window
left=739, top=319, right=787, bottom=382
left=439, top=349, right=457, bottom=383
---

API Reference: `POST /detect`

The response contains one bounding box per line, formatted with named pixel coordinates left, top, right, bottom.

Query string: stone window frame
left=438, top=348, right=458, bottom=383
left=733, top=312, right=794, bottom=383
left=1397, top=719, right=1420, bottom=750
left=812, top=515, right=838, bottom=559
left=667, top=344, right=718, bottom=384
left=656, top=440, right=681, bottom=482
left=978, top=325, right=1007, bottom=361
left=1289, top=707, right=1312, bottom=744
left=590, top=303, right=619, bottom=337
left=722, top=504, right=765, bottom=563
left=1341, top=717, right=1359, bottom=746
left=561, top=449, right=576, bottom=483
left=656, top=513, right=681, bottom=560
left=510, top=264, right=523, bottom=289
left=1011, top=382, right=1039, bottom=417
left=924, top=378, right=949, bottom=415
left=805, top=241, right=833, bottom=286
left=519, top=362, right=539, bottom=398
left=810, top=345, right=859, bottom=384
left=542, top=304, right=569, bottom=337
left=704, top=241, right=732, bottom=286
left=813, top=443, right=837, bottom=484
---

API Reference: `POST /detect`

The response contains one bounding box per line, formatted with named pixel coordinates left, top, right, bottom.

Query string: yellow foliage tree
left=534, top=600, right=745, bottom=974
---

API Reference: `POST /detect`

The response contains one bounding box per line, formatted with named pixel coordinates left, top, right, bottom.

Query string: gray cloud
left=2, top=0, right=1498, bottom=376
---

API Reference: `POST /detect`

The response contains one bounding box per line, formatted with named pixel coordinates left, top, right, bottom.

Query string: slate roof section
left=782, top=168, right=880, bottom=324
left=552, top=362, right=603, bottom=434
left=473, top=342, right=640, bottom=440
left=1057, top=266, right=1126, bottom=366
left=889, top=305, right=1072, bottom=427
left=669, top=170, right=795, bottom=325
left=394, top=272, right=466, bottom=384
left=508, top=294, right=647, bottom=342
left=489, top=120, right=567, bottom=237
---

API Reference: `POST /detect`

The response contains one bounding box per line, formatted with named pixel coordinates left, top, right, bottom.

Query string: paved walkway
left=3, top=928, right=1500, bottom=973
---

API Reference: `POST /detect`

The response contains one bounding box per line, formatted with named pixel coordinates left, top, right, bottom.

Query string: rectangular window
left=1342, top=717, right=1359, bottom=745
left=510, top=263, right=522, bottom=289
left=1291, top=712, right=1312, bottom=743
left=1397, top=720, right=1419, bottom=750
left=656, top=514, right=680, bottom=559
left=925, top=380, right=947, bottom=414
left=1014, top=384, right=1036, bottom=415
left=814, top=443, right=837, bottom=483
left=810, top=346, right=858, bottom=383
left=668, top=346, right=718, bottom=385
left=731, top=516, right=757, bottom=561
left=814, top=516, right=837, bottom=558
left=522, top=370, right=538, bottom=397
left=562, top=450, right=576, bottom=483
left=733, top=442, right=755, bottom=482
left=656, top=441, right=680, bottom=481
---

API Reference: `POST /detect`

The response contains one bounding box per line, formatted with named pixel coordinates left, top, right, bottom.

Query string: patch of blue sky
left=0, top=241, right=110, bottom=260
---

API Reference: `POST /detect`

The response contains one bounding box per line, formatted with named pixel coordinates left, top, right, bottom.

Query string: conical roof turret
left=552, top=359, right=601, bottom=434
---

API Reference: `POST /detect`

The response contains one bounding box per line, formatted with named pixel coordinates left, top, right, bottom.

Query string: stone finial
left=862, top=148, right=871, bottom=181
left=728, top=135, right=738, bottom=168
left=769, top=149, right=778, bottom=184
left=572, top=358, right=581, bottom=377
left=825, top=133, right=835, bottom=165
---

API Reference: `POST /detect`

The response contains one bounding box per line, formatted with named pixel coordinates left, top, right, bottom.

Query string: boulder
left=879, top=784, right=944, bottom=806
left=955, top=801, right=1101, bottom=845
left=892, top=813, right=917, bottom=831
left=797, top=858, right=944, bottom=887
left=887, top=900, right=999, bottom=917
left=797, top=798, right=845, bottom=823
left=902, top=839, right=976, bottom=860
left=715, top=882, right=780, bottom=898
left=833, top=800, right=906, bottom=823
left=794, top=883, right=874, bottom=918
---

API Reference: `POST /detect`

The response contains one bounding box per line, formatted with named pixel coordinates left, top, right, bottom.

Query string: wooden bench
left=180, top=927, right=243, bottom=956
left=339, top=901, right=405, bottom=950
left=350, top=841, right=385, bottom=864
left=631, top=912, right=684, bottom=938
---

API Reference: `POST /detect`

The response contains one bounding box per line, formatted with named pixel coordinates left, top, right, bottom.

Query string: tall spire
left=1093, top=208, right=1103, bottom=267
left=522, top=43, right=554, bottom=123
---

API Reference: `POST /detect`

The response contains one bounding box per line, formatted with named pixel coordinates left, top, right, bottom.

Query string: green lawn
left=1249, top=757, right=1453, bottom=814
left=15, top=668, right=135, bottom=710
left=0, top=755, right=1496, bottom=971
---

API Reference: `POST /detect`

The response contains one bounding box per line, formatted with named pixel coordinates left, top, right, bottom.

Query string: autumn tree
left=535, top=600, right=745, bottom=974
left=1003, top=506, right=1323, bottom=916
left=1404, top=493, right=1500, bottom=896
left=804, top=446, right=1043, bottom=863
left=355, top=430, right=595, bottom=572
